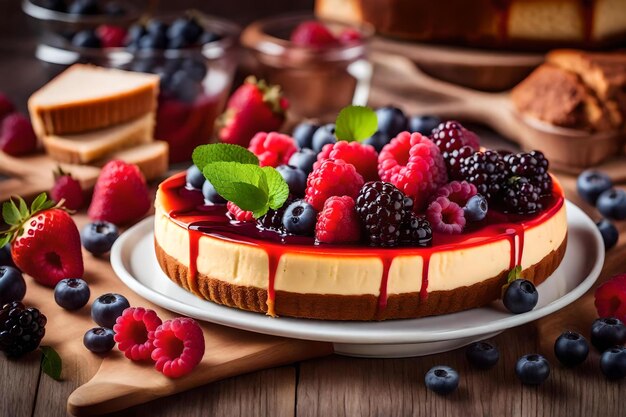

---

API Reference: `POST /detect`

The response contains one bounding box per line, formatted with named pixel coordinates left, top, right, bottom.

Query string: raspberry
left=0, top=113, right=37, bottom=156
left=399, top=214, right=432, bottom=246
left=595, top=274, right=626, bottom=323
left=505, top=150, right=552, bottom=196
left=96, top=24, right=127, bottom=48
left=0, top=93, right=16, bottom=120
left=305, top=159, right=364, bottom=211
left=434, top=181, right=477, bottom=206
left=426, top=196, right=466, bottom=234
left=88, top=160, right=151, bottom=225
left=501, top=177, right=542, bottom=215
left=315, top=141, right=379, bottom=181
left=150, top=317, right=205, bottom=379
left=50, top=168, right=84, bottom=210
left=315, top=196, right=361, bottom=243
left=290, top=21, right=338, bottom=48
left=113, top=307, right=163, bottom=361
left=248, top=132, right=297, bottom=167
left=460, top=150, right=507, bottom=203
left=355, top=181, right=405, bottom=247
left=378, top=132, right=448, bottom=210
left=0, top=302, right=46, bottom=358
left=227, top=202, right=254, bottom=222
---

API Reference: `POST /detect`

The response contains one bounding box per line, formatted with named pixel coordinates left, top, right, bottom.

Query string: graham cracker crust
left=154, top=237, right=567, bottom=321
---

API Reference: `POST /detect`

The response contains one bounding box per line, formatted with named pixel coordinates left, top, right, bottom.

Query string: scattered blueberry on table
left=91, top=293, right=130, bottom=329
left=0, top=266, right=26, bottom=306
left=424, top=366, right=459, bottom=395
left=554, top=331, right=589, bottom=367
left=83, top=327, right=115, bottom=354
left=465, top=341, right=500, bottom=369
left=54, top=278, right=91, bottom=310
left=515, top=354, right=550, bottom=385
left=590, top=317, right=626, bottom=352
left=81, top=221, right=120, bottom=256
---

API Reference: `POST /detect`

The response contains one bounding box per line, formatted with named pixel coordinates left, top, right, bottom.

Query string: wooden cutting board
left=20, top=212, right=332, bottom=417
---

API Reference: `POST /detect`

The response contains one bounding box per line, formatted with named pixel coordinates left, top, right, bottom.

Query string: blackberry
left=505, top=150, right=552, bottom=196
left=0, top=302, right=46, bottom=358
left=257, top=198, right=294, bottom=233
left=431, top=121, right=479, bottom=179
left=502, top=177, right=542, bottom=215
left=446, top=145, right=474, bottom=180
left=399, top=214, right=432, bottom=247
left=355, top=182, right=405, bottom=247
left=460, top=150, right=507, bottom=202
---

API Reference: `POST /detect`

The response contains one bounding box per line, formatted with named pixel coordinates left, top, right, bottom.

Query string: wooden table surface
left=1, top=1, right=626, bottom=416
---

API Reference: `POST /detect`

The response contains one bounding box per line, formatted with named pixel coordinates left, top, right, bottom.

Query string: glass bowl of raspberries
left=242, top=13, right=374, bottom=121
left=31, top=10, right=241, bottom=164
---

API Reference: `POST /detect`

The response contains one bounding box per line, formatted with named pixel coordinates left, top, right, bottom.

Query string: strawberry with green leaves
left=0, top=193, right=84, bottom=287
left=217, top=76, right=288, bottom=147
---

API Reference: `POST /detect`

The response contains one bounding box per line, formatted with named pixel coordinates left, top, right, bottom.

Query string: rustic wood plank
left=0, top=351, right=42, bottom=417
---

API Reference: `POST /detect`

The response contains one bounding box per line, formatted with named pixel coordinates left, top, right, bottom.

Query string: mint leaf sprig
left=40, top=345, right=62, bottom=381
left=192, top=143, right=288, bottom=219
left=334, top=105, right=378, bottom=142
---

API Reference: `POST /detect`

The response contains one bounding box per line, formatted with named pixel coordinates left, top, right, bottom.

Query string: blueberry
left=127, top=24, right=147, bottom=46
left=292, top=122, right=319, bottom=149
left=54, top=278, right=90, bottom=310
left=91, top=293, right=130, bottom=328
left=146, top=20, right=168, bottom=37
left=186, top=165, right=205, bottom=189
left=464, top=194, right=488, bottom=222
left=288, top=149, right=317, bottom=175
left=170, top=70, right=202, bottom=102
left=503, top=279, right=538, bottom=314
left=168, top=35, right=189, bottom=50
left=424, top=366, right=459, bottom=395
left=83, top=327, right=115, bottom=354
left=362, top=131, right=390, bottom=153
left=600, top=346, right=626, bottom=379
left=590, top=317, right=626, bottom=352
left=202, top=180, right=226, bottom=204
left=596, top=218, right=619, bottom=250
left=199, top=31, right=221, bottom=44
left=138, top=32, right=168, bottom=50
left=81, top=221, right=120, bottom=256
left=515, top=354, right=550, bottom=385
left=576, top=170, right=612, bottom=205
left=597, top=188, right=626, bottom=220
left=0, top=244, right=15, bottom=267
left=72, top=30, right=101, bottom=48
left=41, top=0, right=67, bottom=12
left=554, top=331, right=589, bottom=367
left=0, top=266, right=26, bottom=306
left=104, top=2, right=125, bottom=16
left=376, top=106, right=407, bottom=137
left=68, top=0, right=100, bottom=15
left=311, top=123, right=336, bottom=153
left=180, top=58, right=207, bottom=82
left=408, top=115, right=441, bottom=135
left=276, top=165, right=307, bottom=197
left=282, top=200, right=317, bottom=235
left=465, top=341, right=499, bottom=369
left=167, top=17, right=203, bottom=44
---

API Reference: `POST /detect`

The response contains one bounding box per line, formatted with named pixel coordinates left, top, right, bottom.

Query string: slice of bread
left=42, top=113, right=154, bottom=164
left=29, top=64, right=159, bottom=136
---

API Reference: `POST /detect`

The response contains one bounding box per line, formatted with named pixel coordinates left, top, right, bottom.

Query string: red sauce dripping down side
left=158, top=172, right=564, bottom=317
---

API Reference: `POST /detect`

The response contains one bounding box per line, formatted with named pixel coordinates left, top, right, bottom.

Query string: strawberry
left=290, top=21, right=339, bottom=48
left=88, top=160, right=151, bottom=225
left=50, top=167, right=84, bottom=210
left=0, top=113, right=37, bottom=156
left=217, top=76, right=288, bottom=147
left=0, top=193, right=84, bottom=287
left=0, top=93, right=15, bottom=121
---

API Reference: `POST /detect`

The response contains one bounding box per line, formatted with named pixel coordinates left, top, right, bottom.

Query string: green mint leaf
left=203, top=162, right=269, bottom=216
left=261, top=167, right=289, bottom=210
left=335, top=105, right=378, bottom=142
left=2, top=199, right=21, bottom=226
left=30, top=193, right=47, bottom=213
left=40, top=346, right=62, bottom=381
left=193, top=143, right=259, bottom=171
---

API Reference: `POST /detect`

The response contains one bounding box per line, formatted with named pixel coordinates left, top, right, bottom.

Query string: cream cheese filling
left=154, top=195, right=567, bottom=296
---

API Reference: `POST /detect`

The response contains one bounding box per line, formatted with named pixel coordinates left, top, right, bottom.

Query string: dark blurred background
left=0, top=0, right=314, bottom=111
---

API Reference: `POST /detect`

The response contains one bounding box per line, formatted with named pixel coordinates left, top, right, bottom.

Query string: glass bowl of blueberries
left=27, top=5, right=241, bottom=164
left=242, top=13, right=373, bottom=121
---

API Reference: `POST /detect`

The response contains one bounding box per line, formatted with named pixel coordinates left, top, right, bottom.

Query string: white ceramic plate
left=111, top=201, right=604, bottom=357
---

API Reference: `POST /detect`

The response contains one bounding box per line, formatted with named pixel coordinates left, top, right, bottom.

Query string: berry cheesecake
left=154, top=112, right=567, bottom=320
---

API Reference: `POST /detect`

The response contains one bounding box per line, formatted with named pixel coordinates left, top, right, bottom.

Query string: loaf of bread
left=511, top=50, right=626, bottom=132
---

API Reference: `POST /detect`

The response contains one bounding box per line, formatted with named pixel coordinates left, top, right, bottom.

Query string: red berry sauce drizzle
left=159, top=172, right=564, bottom=317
